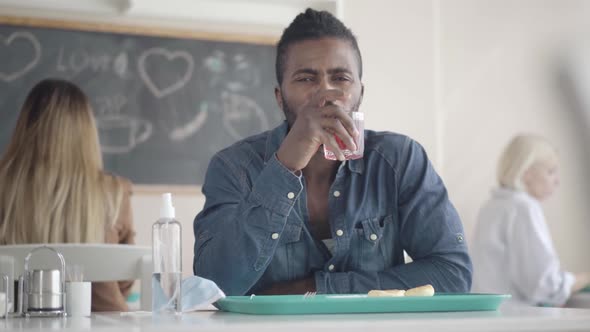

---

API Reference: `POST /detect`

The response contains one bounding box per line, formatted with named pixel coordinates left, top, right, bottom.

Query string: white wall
left=342, top=0, right=437, bottom=157
left=441, top=0, right=590, bottom=272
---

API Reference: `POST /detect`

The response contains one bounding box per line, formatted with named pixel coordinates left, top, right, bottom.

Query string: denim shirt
left=193, top=122, right=472, bottom=295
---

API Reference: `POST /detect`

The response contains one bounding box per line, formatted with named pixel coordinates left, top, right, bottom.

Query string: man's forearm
left=315, top=254, right=472, bottom=294
left=194, top=154, right=304, bottom=295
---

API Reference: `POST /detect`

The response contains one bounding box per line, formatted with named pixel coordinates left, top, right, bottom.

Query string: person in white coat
left=471, top=134, right=590, bottom=306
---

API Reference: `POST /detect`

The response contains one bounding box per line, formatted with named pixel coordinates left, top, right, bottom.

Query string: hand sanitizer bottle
left=152, top=193, right=182, bottom=314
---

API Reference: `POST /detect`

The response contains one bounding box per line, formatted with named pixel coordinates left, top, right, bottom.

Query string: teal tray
left=215, top=293, right=511, bottom=315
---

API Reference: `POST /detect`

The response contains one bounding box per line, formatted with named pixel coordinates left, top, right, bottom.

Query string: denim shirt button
left=287, top=192, right=295, bottom=199
left=271, top=233, right=280, bottom=240
left=328, top=264, right=335, bottom=271
left=336, top=229, right=344, bottom=237
left=370, top=233, right=378, bottom=241
left=333, top=190, right=341, bottom=197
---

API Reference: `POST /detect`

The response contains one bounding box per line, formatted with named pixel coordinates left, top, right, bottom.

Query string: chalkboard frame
left=0, top=15, right=277, bottom=45
left=0, top=15, right=279, bottom=195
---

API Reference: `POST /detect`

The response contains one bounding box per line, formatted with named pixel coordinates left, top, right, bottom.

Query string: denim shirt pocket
left=353, top=215, right=396, bottom=272
left=279, top=223, right=302, bottom=245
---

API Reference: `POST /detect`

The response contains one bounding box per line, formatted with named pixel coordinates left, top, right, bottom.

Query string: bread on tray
left=368, top=284, right=434, bottom=297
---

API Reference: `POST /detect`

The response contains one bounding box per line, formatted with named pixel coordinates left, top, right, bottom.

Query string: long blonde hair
left=497, top=134, right=558, bottom=191
left=0, top=79, right=123, bottom=244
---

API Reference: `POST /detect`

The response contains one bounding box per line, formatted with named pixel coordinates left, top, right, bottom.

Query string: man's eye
left=296, top=77, right=314, bottom=82
left=334, top=76, right=351, bottom=82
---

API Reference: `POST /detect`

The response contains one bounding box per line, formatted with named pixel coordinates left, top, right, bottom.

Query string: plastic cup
left=65, top=281, right=91, bottom=317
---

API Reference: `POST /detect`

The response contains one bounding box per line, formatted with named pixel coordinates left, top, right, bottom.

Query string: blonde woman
left=471, top=134, right=590, bottom=306
left=0, top=79, right=135, bottom=312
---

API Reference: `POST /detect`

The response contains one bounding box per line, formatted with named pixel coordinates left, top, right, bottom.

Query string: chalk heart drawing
left=138, top=48, right=194, bottom=98
left=0, top=31, right=41, bottom=82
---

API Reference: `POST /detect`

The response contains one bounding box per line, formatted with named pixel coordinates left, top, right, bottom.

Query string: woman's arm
left=572, top=272, right=590, bottom=294
left=509, top=203, right=575, bottom=306
left=116, top=179, right=135, bottom=299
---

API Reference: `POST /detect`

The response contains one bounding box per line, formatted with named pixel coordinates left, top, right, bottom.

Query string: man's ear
left=274, top=86, right=284, bottom=111
left=360, top=83, right=365, bottom=105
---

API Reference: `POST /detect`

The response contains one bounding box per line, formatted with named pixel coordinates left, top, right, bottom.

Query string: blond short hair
left=497, top=134, right=558, bottom=191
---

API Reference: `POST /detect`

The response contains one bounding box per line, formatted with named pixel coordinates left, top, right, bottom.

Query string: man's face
left=275, top=38, right=363, bottom=126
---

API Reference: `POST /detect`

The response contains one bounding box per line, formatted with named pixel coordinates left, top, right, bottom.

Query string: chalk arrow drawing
left=169, top=102, right=209, bottom=141
left=137, top=48, right=194, bottom=98
left=0, top=31, right=41, bottom=82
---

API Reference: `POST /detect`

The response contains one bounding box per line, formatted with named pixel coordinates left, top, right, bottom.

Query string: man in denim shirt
left=194, top=8, right=472, bottom=295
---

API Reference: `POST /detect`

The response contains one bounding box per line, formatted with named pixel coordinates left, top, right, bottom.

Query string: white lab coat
left=471, top=187, right=575, bottom=306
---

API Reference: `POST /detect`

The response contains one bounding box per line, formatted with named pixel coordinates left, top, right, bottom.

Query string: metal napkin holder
left=18, top=246, right=67, bottom=317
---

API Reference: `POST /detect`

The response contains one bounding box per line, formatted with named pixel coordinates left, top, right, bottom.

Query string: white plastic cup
left=0, top=292, right=6, bottom=317
left=66, top=281, right=91, bottom=317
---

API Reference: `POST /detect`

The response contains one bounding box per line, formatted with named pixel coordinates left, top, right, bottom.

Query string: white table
left=3, top=303, right=590, bottom=332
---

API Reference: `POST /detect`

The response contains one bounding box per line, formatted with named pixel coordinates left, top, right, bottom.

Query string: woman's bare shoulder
left=102, top=173, right=133, bottom=194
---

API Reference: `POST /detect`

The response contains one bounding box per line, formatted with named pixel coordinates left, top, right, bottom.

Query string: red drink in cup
left=324, top=111, right=364, bottom=160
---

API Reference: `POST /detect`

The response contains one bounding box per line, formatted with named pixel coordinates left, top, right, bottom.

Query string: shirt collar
left=264, top=121, right=364, bottom=174
left=264, top=121, right=289, bottom=162
left=493, top=186, right=540, bottom=205
left=347, top=158, right=364, bottom=174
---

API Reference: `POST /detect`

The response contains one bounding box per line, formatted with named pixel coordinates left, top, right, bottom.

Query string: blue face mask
left=180, top=276, right=226, bottom=312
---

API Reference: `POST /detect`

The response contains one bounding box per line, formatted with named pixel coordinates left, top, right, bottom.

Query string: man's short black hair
left=275, top=8, right=362, bottom=85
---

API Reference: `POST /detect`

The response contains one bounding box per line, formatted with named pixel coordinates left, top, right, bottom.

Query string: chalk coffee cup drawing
left=97, top=115, right=153, bottom=154
left=65, top=281, right=91, bottom=317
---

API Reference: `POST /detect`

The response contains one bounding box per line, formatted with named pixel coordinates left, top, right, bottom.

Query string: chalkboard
left=0, top=17, right=283, bottom=188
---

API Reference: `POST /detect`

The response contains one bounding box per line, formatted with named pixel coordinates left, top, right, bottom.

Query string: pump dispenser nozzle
left=160, top=193, right=176, bottom=218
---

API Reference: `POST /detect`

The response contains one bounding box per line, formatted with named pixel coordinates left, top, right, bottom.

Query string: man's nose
left=318, top=75, right=336, bottom=92
left=319, top=90, right=344, bottom=107
left=318, top=84, right=344, bottom=105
